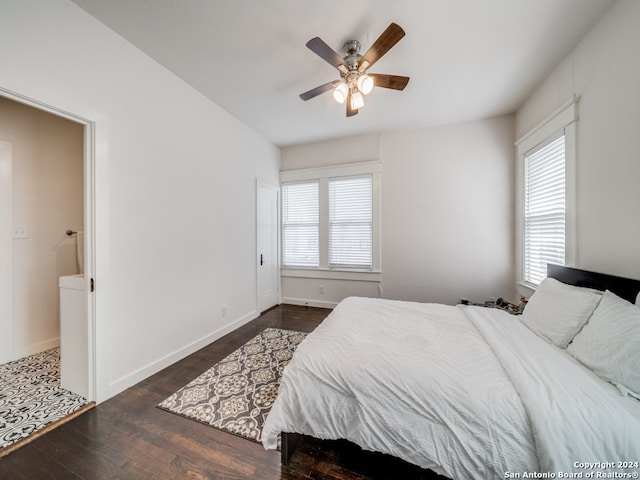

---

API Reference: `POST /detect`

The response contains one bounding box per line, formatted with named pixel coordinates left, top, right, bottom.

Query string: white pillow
left=568, top=290, right=640, bottom=398
left=636, top=290, right=640, bottom=306
left=521, top=277, right=602, bottom=348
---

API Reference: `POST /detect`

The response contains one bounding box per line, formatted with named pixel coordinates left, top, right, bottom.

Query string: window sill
left=516, top=281, right=537, bottom=297
left=282, top=268, right=382, bottom=282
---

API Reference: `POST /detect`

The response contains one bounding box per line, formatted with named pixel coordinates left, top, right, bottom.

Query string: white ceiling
left=70, top=0, right=614, bottom=148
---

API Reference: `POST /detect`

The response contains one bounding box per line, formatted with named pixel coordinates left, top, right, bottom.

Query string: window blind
left=282, top=180, right=319, bottom=267
left=329, top=175, right=372, bottom=269
left=524, top=134, right=566, bottom=286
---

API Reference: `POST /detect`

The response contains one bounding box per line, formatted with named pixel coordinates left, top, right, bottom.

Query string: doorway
left=0, top=89, right=95, bottom=402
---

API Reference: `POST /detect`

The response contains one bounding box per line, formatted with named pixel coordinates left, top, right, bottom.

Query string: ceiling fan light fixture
left=351, top=90, right=364, bottom=110
left=357, top=74, right=374, bottom=95
left=299, top=23, right=408, bottom=117
left=333, top=82, right=348, bottom=104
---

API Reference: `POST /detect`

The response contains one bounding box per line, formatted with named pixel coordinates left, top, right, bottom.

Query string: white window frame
left=280, top=161, right=381, bottom=282
left=516, top=97, right=578, bottom=292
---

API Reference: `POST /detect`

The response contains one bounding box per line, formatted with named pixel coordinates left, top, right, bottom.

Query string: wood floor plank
left=0, top=304, right=440, bottom=480
left=37, top=429, right=128, bottom=480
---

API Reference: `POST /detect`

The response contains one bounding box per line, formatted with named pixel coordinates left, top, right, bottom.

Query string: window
left=280, top=161, right=381, bottom=280
left=282, top=180, right=319, bottom=267
left=516, top=98, right=577, bottom=288
left=329, top=175, right=372, bottom=268
left=523, top=134, right=566, bottom=285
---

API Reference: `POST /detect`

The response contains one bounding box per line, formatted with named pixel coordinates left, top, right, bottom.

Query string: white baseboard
left=281, top=297, right=337, bottom=309
left=9, top=337, right=60, bottom=362
left=106, top=310, right=259, bottom=400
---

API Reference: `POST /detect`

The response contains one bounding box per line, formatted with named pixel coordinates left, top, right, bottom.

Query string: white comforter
left=262, top=297, right=640, bottom=479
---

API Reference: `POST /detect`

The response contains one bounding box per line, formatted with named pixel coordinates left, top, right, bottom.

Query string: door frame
left=256, top=179, right=281, bottom=312
left=0, top=141, right=12, bottom=364
left=0, top=86, right=96, bottom=402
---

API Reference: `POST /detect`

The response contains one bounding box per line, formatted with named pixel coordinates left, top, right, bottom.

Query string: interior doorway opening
left=0, top=88, right=95, bottom=403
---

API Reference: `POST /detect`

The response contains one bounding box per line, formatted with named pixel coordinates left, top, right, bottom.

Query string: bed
left=262, top=264, right=640, bottom=479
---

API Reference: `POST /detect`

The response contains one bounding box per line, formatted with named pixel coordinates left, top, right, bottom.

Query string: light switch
left=12, top=226, right=28, bottom=239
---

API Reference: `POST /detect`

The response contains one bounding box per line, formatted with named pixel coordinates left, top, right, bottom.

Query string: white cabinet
left=59, top=274, right=88, bottom=398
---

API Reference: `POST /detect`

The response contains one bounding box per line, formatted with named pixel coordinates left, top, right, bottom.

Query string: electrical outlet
left=319, top=285, right=325, bottom=294
left=221, top=305, right=228, bottom=317
left=12, top=226, right=28, bottom=239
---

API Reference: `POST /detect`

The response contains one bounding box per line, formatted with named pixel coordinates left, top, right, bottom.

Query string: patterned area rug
left=0, top=348, right=89, bottom=451
left=158, top=327, right=306, bottom=444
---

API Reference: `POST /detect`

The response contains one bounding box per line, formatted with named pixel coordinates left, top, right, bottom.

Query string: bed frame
left=547, top=263, right=640, bottom=303
left=280, top=263, right=640, bottom=466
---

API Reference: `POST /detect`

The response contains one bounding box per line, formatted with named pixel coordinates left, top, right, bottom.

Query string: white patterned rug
left=158, top=327, right=307, bottom=443
left=0, top=348, right=89, bottom=452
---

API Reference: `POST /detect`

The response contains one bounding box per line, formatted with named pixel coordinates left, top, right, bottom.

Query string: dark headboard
left=547, top=263, right=640, bottom=303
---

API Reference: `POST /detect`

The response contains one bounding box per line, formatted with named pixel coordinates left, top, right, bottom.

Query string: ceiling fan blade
left=299, top=81, right=337, bottom=101
left=358, top=23, right=405, bottom=72
left=306, top=37, right=347, bottom=71
left=370, top=74, right=410, bottom=90
left=346, top=91, right=358, bottom=117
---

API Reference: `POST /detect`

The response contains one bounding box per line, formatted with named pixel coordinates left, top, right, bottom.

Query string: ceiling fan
left=299, top=22, right=410, bottom=117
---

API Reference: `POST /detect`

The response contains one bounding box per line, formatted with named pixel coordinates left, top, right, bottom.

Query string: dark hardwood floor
left=0, top=304, right=441, bottom=480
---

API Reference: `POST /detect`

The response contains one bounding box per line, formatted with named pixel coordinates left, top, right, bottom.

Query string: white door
left=257, top=180, right=279, bottom=312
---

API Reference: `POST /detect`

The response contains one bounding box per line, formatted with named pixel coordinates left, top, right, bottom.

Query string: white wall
left=0, top=97, right=83, bottom=361
left=516, top=0, right=640, bottom=281
left=281, top=116, right=516, bottom=306
left=380, top=117, right=515, bottom=304
left=0, top=0, right=279, bottom=402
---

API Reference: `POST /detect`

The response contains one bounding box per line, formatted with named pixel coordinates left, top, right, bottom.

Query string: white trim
left=515, top=97, right=579, bottom=287
left=282, top=268, right=381, bottom=282
left=282, top=297, right=337, bottom=309
left=0, top=87, right=90, bottom=125
left=12, top=337, right=60, bottom=360
left=516, top=96, right=579, bottom=149
left=280, top=160, right=382, bottom=182
left=517, top=281, right=537, bottom=293
left=107, top=309, right=259, bottom=397
left=0, top=141, right=12, bottom=364
left=83, top=121, right=97, bottom=403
